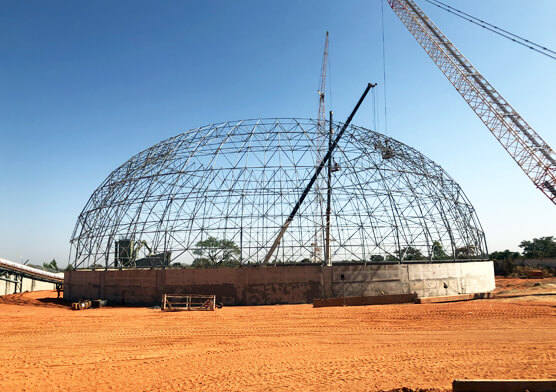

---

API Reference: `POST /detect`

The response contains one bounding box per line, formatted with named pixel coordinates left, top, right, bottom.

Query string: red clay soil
left=0, top=278, right=555, bottom=392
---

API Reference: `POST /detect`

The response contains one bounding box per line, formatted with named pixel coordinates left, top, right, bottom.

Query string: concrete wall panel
left=406, top=261, right=495, bottom=297
left=330, top=264, right=409, bottom=298
left=64, top=261, right=495, bottom=306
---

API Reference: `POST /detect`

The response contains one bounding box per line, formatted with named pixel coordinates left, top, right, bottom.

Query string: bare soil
left=0, top=278, right=555, bottom=391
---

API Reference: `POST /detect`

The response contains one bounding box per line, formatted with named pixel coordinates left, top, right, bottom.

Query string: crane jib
left=387, top=0, right=556, bottom=204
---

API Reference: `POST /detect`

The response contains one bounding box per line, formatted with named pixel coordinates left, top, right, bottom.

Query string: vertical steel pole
left=325, top=111, right=333, bottom=266
left=240, top=193, right=244, bottom=264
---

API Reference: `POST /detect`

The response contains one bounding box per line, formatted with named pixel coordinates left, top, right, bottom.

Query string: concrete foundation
left=64, top=260, right=495, bottom=306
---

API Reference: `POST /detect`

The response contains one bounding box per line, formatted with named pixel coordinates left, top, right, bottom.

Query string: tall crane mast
left=318, top=32, right=329, bottom=137
left=387, top=0, right=556, bottom=205
left=312, top=32, right=329, bottom=263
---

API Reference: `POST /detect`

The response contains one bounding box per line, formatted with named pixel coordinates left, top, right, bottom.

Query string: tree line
left=489, top=236, right=556, bottom=260
left=35, top=235, right=555, bottom=271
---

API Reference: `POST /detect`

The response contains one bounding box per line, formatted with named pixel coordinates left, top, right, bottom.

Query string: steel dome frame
left=70, top=118, right=487, bottom=269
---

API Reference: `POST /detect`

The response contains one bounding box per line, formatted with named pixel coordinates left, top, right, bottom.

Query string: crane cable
left=423, top=0, right=556, bottom=61
left=380, top=0, right=389, bottom=135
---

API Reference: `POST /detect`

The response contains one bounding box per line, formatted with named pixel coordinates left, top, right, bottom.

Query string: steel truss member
left=70, top=118, right=487, bottom=269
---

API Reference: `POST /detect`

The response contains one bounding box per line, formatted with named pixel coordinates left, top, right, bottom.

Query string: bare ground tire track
left=0, top=281, right=555, bottom=391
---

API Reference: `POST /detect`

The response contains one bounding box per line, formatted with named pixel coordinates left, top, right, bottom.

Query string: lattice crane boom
left=318, top=32, right=329, bottom=134
left=312, top=31, right=329, bottom=263
left=387, top=0, right=556, bottom=204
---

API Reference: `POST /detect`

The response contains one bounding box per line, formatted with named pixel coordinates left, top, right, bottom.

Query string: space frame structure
left=70, top=118, right=487, bottom=269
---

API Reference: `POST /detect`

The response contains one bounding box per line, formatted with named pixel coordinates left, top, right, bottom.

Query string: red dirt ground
left=0, top=277, right=555, bottom=391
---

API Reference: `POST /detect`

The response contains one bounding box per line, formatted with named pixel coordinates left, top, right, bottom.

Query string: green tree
left=432, top=240, right=449, bottom=260
left=399, top=246, right=424, bottom=261
left=370, top=254, right=384, bottom=262
left=192, top=237, right=241, bottom=268
left=42, top=259, right=59, bottom=272
left=489, top=249, right=520, bottom=261
left=519, top=236, right=556, bottom=258
left=386, top=254, right=399, bottom=262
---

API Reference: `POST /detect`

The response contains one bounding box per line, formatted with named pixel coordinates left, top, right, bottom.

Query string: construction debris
left=71, top=300, right=91, bottom=310
left=71, top=299, right=108, bottom=310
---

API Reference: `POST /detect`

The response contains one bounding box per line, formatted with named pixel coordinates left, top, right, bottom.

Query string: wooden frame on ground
left=161, top=294, right=216, bottom=311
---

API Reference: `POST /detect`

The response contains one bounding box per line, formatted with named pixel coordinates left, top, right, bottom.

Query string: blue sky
left=1, top=0, right=555, bottom=266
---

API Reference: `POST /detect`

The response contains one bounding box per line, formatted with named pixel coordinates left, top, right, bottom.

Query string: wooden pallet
left=161, top=294, right=216, bottom=311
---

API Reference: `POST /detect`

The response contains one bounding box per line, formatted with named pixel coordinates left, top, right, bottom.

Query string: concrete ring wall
left=64, top=261, right=495, bottom=306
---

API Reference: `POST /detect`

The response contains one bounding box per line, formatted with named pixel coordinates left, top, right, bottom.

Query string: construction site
left=0, top=278, right=555, bottom=391
left=1, top=0, right=555, bottom=391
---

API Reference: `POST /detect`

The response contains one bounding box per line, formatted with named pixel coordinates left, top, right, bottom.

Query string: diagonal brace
left=262, top=83, right=376, bottom=264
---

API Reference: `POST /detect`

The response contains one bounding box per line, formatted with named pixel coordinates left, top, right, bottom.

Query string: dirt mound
left=494, top=276, right=556, bottom=291
left=493, top=277, right=556, bottom=302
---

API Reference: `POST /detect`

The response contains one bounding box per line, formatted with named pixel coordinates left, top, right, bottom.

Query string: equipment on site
left=114, top=239, right=170, bottom=268
left=0, top=257, right=64, bottom=294
left=374, top=140, right=395, bottom=160
left=72, top=300, right=92, bottom=310
left=115, top=239, right=151, bottom=267
left=387, top=0, right=556, bottom=205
